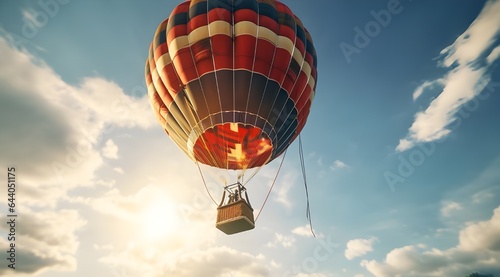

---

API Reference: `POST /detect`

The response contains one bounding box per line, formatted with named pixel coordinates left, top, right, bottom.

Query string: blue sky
left=1, top=0, right=500, bottom=276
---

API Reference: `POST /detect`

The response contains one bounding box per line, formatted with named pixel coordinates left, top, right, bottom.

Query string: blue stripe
left=167, top=11, right=188, bottom=31
left=189, top=1, right=207, bottom=20
left=154, top=25, right=167, bottom=48
left=305, top=36, right=317, bottom=68
left=296, top=24, right=306, bottom=48
left=233, top=0, right=258, bottom=12
left=277, top=12, right=296, bottom=32
left=208, top=0, right=233, bottom=12
left=258, top=2, right=278, bottom=22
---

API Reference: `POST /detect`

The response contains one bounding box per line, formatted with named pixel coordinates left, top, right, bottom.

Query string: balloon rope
left=255, top=149, right=287, bottom=222
left=196, top=161, right=218, bottom=206
left=299, top=134, right=316, bottom=237
left=242, top=165, right=263, bottom=186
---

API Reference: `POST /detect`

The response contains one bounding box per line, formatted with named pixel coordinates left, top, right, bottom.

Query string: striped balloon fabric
left=145, top=0, right=317, bottom=170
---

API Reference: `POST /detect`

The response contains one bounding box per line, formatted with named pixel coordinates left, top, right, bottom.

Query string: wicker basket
left=216, top=200, right=255, bottom=235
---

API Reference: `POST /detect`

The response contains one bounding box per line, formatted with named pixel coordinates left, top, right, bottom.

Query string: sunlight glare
left=142, top=198, right=179, bottom=239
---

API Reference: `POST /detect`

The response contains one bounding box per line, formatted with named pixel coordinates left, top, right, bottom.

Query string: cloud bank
left=362, top=206, right=500, bottom=277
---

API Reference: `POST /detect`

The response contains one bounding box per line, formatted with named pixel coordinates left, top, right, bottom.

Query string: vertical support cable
left=255, top=149, right=287, bottom=222
left=299, top=134, right=315, bottom=237
left=196, top=161, right=219, bottom=206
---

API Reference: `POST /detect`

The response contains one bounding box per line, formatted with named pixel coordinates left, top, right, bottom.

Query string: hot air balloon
left=145, top=0, right=317, bottom=234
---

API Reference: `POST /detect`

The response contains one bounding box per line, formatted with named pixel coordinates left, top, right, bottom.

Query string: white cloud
left=330, top=160, right=349, bottom=170
left=21, top=9, right=38, bottom=28
left=441, top=201, right=463, bottom=217
left=293, top=274, right=331, bottom=277
left=71, top=183, right=200, bottom=223
left=345, top=237, right=377, bottom=260
left=273, top=171, right=297, bottom=209
left=362, top=206, right=500, bottom=277
left=100, top=245, right=270, bottom=277
left=270, top=260, right=282, bottom=269
left=396, top=0, right=500, bottom=152
left=395, top=138, right=414, bottom=152
left=113, top=167, right=124, bottom=174
left=267, top=232, right=296, bottom=248
left=0, top=208, right=86, bottom=275
left=292, top=224, right=321, bottom=238
left=0, top=37, right=154, bottom=207
left=404, top=67, right=485, bottom=144
left=458, top=206, right=500, bottom=252
left=102, top=139, right=119, bottom=159
left=472, top=190, right=495, bottom=203
left=440, top=0, right=500, bottom=67
left=317, top=157, right=324, bottom=167
left=487, top=46, right=500, bottom=64
left=74, top=183, right=261, bottom=277
left=412, top=79, right=444, bottom=101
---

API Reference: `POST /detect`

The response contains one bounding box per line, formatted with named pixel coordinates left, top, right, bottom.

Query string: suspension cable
left=241, top=165, right=263, bottom=186
left=299, top=134, right=315, bottom=237
left=196, top=161, right=218, bottom=206
left=255, top=149, right=287, bottom=222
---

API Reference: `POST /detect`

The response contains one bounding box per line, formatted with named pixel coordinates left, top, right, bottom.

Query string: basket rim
left=217, top=199, right=254, bottom=211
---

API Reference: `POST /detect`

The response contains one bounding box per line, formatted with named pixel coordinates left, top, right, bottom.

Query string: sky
left=0, top=0, right=500, bottom=276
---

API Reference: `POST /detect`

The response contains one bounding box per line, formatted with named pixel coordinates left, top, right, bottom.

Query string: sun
left=141, top=198, right=179, bottom=240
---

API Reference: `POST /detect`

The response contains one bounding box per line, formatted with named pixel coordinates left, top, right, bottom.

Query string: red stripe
left=310, top=67, right=317, bottom=89
left=234, top=9, right=258, bottom=24
left=191, top=39, right=214, bottom=76
left=152, top=60, right=174, bottom=107
left=167, top=25, right=188, bottom=46
left=154, top=43, right=170, bottom=62
left=304, top=51, right=313, bottom=69
left=258, top=14, right=279, bottom=33
left=169, top=2, right=189, bottom=17
left=282, top=71, right=295, bottom=95
left=172, top=47, right=198, bottom=83
left=212, top=35, right=233, bottom=69
left=159, top=64, right=182, bottom=96
left=253, top=39, right=276, bottom=76
left=194, top=58, right=214, bottom=76
left=269, top=48, right=290, bottom=83
left=234, top=35, right=256, bottom=71
left=145, top=60, right=153, bottom=86
left=188, top=13, right=208, bottom=32
left=294, top=37, right=305, bottom=57
left=290, top=72, right=308, bottom=102
left=208, top=8, right=232, bottom=23
left=296, top=87, right=311, bottom=112
left=278, top=25, right=296, bottom=43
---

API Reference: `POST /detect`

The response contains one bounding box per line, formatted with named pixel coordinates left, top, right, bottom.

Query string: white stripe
left=257, top=26, right=278, bottom=44
left=147, top=83, right=157, bottom=96
left=155, top=53, right=172, bottom=72
left=187, top=127, right=202, bottom=160
left=152, top=67, right=160, bottom=83
left=301, top=60, right=312, bottom=79
left=292, top=46, right=303, bottom=64
left=209, top=21, right=232, bottom=37
left=308, top=76, right=316, bottom=91
left=277, top=36, right=294, bottom=56
left=169, top=35, right=190, bottom=59
left=234, top=21, right=257, bottom=36
left=188, top=25, right=209, bottom=44
left=234, top=22, right=278, bottom=45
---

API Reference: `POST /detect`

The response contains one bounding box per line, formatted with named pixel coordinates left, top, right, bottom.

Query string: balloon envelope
left=145, top=0, right=317, bottom=170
